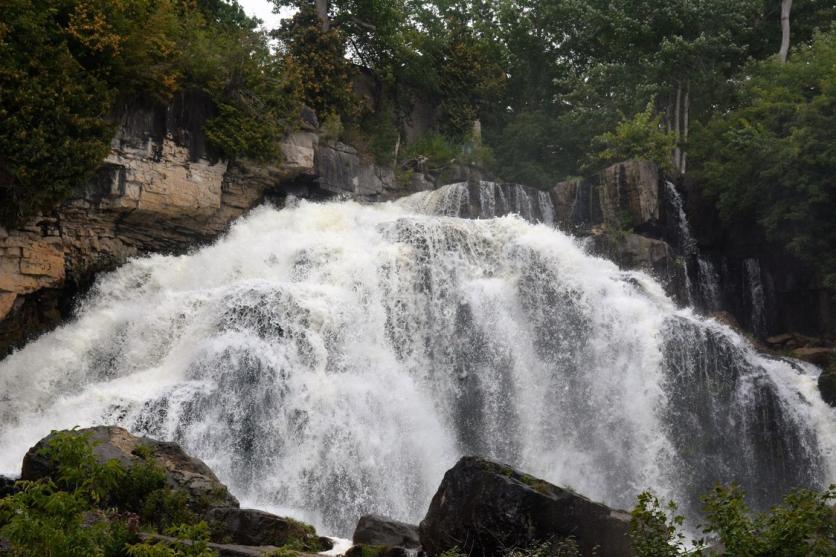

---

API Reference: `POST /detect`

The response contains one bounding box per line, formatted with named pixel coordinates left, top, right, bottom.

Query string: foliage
left=276, top=6, right=360, bottom=122
left=0, top=0, right=293, bottom=227
left=588, top=102, right=677, bottom=173
left=701, top=484, right=835, bottom=556
left=401, top=133, right=459, bottom=170
left=629, top=484, right=836, bottom=556
left=0, top=429, right=200, bottom=556
left=629, top=492, right=686, bottom=557
left=126, top=522, right=215, bottom=557
left=693, top=28, right=836, bottom=295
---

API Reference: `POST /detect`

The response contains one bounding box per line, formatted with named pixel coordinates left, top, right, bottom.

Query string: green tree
left=693, top=27, right=836, bottom=294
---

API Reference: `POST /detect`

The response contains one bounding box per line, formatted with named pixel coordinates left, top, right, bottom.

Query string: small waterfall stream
left=0, top=189, right=832, bottom=535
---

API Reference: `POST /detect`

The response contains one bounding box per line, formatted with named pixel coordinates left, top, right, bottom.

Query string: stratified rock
left=206, top=507, right=331, bottom=551
left=353, top=514, right=421, bottom=548
left=551, top=161, right=660, bottom=234
left=21, top=426, right=238, bottom=512
left=418, top=457, right=633, bottom=557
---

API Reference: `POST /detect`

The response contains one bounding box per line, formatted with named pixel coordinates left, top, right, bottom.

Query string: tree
left=779, top=0, right=793, bottom=62
left=692, top=27, right=836, bottom=295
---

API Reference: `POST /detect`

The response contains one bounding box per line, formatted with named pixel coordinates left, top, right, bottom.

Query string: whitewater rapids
left=0, top=190, right=832, bottom=534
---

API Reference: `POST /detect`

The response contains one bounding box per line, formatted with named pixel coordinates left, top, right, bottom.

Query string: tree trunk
left=681, top=81, right=690, bottom=174
left=315, top=0, right=329, bottom=32
left=779, top=0, right=792, bottom=63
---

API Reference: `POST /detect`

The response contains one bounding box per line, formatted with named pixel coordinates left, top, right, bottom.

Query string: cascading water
left=0, top=188, right=833, bottom=536
left=664, top=181, right=697, bottom=305
left=697, top=257, right=722, bottom=312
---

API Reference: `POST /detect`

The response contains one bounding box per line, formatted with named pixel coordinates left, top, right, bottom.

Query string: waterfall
left=0, top=194, right=832, bottom=537
left=664, top=182, right=697, bottom=306
left=697, top=257, right=722, bottom=312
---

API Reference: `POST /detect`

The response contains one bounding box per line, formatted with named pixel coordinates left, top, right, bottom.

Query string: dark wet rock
left=21, top=426, right=238, bottom=512
left=206, top=507, right=331, bottom=551
left=345, top=545, right=415, bottom=557
left=418, top=456, right=633, bottom=557
left=818, top=366, right=836, bottom=407
left=0, top=476, right=16, bottom=498
left=353, top=514, right=421, bottom=548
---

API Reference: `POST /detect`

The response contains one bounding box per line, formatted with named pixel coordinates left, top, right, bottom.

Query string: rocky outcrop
left=137, top=533, right=302, bottom=557
left=21, top=426, right=239, bottom=512
left=207, top=507, right=332, bottom=551
left=586, top=231, right=685, bottom=299
left=680, top=175, right=835, bottom=342
left=551, top=161, right=661, bottom=235
left=0, top=95, right=417, bottom=358
left=353, top=515, right=421, bottom=549
left=418, top=457, right=633, bottom=557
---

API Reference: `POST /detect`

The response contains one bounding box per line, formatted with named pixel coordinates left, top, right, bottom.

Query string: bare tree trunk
left=315, top=0, right=329, bottom=32
left=681, top=81, right=690, bottom=174
left=779, top=0, right=792, bottom=62
left=674, top=82, right=682, bottom=170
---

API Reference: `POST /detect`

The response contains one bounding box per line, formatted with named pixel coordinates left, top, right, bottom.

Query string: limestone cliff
left=0, top=95, right=417, bottom=356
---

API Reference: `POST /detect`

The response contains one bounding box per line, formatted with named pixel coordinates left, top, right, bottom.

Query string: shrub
left=587, top=101, right=676, bottom=173
left=629, top=484, right=836, bottom=556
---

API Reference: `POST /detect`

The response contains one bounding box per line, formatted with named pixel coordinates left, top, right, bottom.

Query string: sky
left=238, top=0, right=294, bottom=29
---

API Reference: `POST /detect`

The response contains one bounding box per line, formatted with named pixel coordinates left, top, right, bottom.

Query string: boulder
left=137, top=533, right=314, bottom=557
left=791, top=347, right=833, bottom=367
left=418, top=457, right=633, bottom=557
left=206, top=507, right=331, bottom=551
left=818, top=366, right=836, bottom=407
left=21, top=426, right=238, bottom=512
left=345, top=545, right=414, bottom=557
left=353, top=514, right=421, bottom=548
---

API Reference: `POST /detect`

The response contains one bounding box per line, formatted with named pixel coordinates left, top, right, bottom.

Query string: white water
left=697, top=257, right=722, bottom=312
left=0, top=192, right=833, bottom=535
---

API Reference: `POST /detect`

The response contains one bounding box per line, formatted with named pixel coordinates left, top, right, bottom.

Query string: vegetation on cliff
left=0, top=0, right=299, bottom=226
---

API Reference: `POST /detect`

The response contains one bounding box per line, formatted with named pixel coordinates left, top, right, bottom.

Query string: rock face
left=587, top=231, right=685, bottom=299
left=550, top=161, right=661, bottom=235
left=353, top=515, right=421, bottom=549
left=0, top=94, right=414, bottom=358
left=21, top=426, right=238, bottom=511
left=207, top=507, right=331, bottom=551
left=418, top=457, right=633, bottom=557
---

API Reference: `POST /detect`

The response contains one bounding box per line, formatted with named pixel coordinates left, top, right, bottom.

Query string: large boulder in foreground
left=419, top=457, right=633, bottom=557
left=353, top=514, right=421, bottom=549
left=21, top=426, right=238, bottom=511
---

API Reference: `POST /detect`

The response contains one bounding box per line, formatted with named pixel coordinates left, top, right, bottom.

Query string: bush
left=0, top=429, right=202, bottom=556
left=587, top=101, right=676, bottom=173
left=629, top=484, right=836, bottom=556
